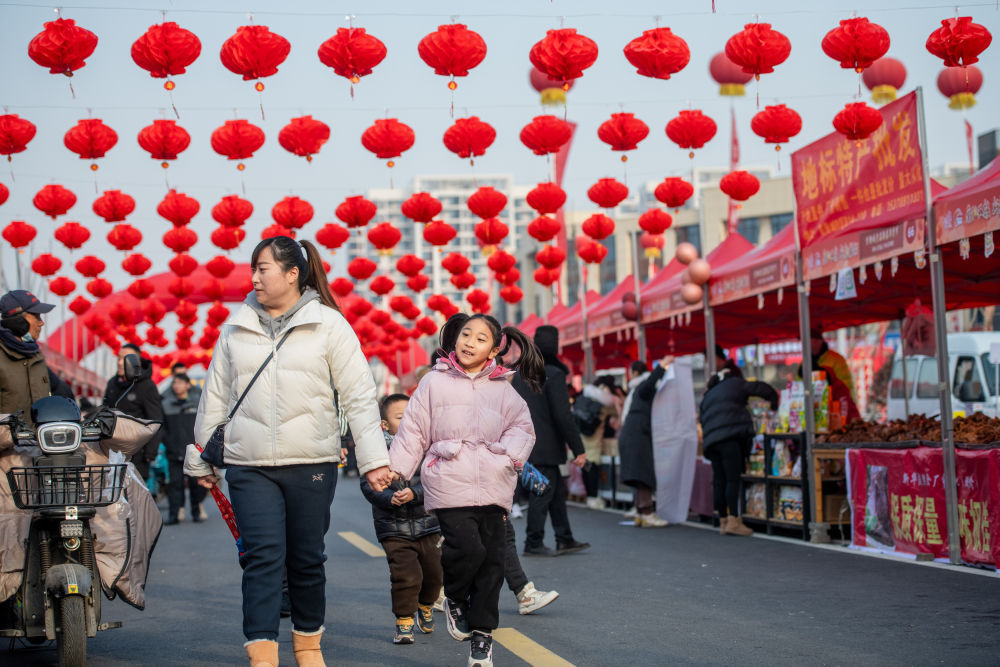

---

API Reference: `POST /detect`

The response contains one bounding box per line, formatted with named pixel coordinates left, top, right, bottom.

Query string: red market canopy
left=935, top=155, right=1000, bottom=245
left=709, top=223, right=796, bottom=306
left=566, top=275, right=635, bottom=344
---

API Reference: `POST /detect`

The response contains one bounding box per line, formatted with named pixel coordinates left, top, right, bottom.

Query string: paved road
left=6, top=472, right=1000, bottom=666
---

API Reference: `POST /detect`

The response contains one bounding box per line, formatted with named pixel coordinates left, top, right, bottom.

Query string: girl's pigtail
left=438, top=313, right=469, bottom=355
left=502, top=326, right=545, bottom=393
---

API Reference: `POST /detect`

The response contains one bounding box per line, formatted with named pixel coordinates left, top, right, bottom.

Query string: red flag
left=554, top=121, right=577, bottom=304
left=727, top=107, right=740, bottom=236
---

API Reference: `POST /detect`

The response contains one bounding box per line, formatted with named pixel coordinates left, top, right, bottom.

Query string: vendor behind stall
left=802, top=324, right=860, bottom=422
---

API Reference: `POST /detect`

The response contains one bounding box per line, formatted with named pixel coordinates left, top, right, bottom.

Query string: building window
left=737, top=217, right=761, bottom=244
left=771, top=212, right=793, bottom=236
left=599, top=237, right=617, bottom=293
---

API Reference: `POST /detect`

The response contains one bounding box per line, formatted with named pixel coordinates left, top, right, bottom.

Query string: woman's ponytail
left=300, top=240, right=340, bottom=311
left=501, top=326, right=545, bottom=393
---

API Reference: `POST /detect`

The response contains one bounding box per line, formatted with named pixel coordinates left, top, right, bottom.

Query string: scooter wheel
left=57, top=596, right=86, bottom=667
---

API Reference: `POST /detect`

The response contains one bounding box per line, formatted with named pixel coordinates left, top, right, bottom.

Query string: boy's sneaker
left=635, top=512, right=669, bottom=528
left=516, top=581, right=559, bottom=615
left=443, top=597, right=471, bottom=641
left=416, top=604, right=434, bottom=633
left=394, top=616, right=415, bottom=644
left=468, top=631, right=493, bottom=667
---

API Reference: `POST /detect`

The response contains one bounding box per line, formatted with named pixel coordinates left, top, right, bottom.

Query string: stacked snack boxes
left=771, top=375, right=830, bottom=434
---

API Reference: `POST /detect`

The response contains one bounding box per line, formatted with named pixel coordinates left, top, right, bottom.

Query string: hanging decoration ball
left=442, top=117, right=496, bottom=163
left=418, top=24, right=487, bottom=88
left=361, top=118, right=415, bottom=166
left=415, top=316, right=438, bottom=336
left=527, top=215, right=561, bottom=243
left=278, top=115, right=330, bottom=162
left=63, top=118, right=117, bottom=168
left=163, top=226, right=198, bottom=253
left=212, top=194, right=253, bottom=227
left=31, top=253, right=62, bottom=276
left=487, top=249, right=516, bottom=274
left=318, top=27, right=387, bottom=84
left=724, top=22, right=792, bottom=79
left=709, top=52, right=753, bottom=96
left=0, top=114, right=37, bottom=161
left=49, top=276, right=76, bottom=297
left=535, top=244, right=567, bottom=270
left=86, top=277, right=113, bottom=298
left=335, top=195, right=377, bottom=230
left=157, top=189, right=200, bottom=226
left=406, top=274, right=430, bottom=293
left=401, top=192, right=443, bottom=223
left=581, top=213, right=616, bottom=241
left=640, top=231, right=665, bottom=259
left=450, top=272, right=477, bottom=290
left=28, top=18, right=98, bottom=76
left=623, top=27, right=690, bottom=80
left=3, top=221, right=37, bottom=248
left=638, top=209, right=673, bottom=235
left=937, top=65, right=983, bottom=110
left=750, top=104, right=802, bottom=150
left=533, top=266, right=561, bottom=287
left=832, top=102, right=883, bottom=142
left=474, top=218, right=509, bottom=252
left=367, top=222, right=403, bottom=255
left=271, top=196, right=314, bottom=230
left=526, top=182, right=566, bottom=214
left=654, top=177, right=694, bottom=210
left=575, top=236, right=608, bottom=264
left=33, top=184, right=77, bottom=219
left=329, top=277, right=355, bottom=298
left=219, top=24, right=291, bottom=89
left=680, top=282, right=703, bottom=305
left=862, top=57, right=907, bottom=105
left=467, top=186, right=508, bottom=219
left=74, top=255, right=106, bottom=278
left=688, top=258, right=712, bottom=285
left=68, top=295, right=91, bottom=316
left=441, top=252, right=471, bottom=276
left=369, top=275, right=395, bottom=296
left=315, top=222, right=351, bottom=252
left=211, top=225, right=246, bottom=251
left=121, top=253, right=152, bottom=276
left=529, top=67, right=574, bottom=106
left=347, top=256, right=378, bottom=281
left=395, top=254, right=426, bottom=277
left=138, top=119, right=191, bottom=166
left=0, top=183, right=7, bottom=207
left=54, top=221, right=90, bottom=250
left=495, top=267, right=521, bottom=286
left=169, top=253, right=199, bottom=277
left=529, top=28, right=599, bottom=81
left=93, top=189, right=136, bottom=222
left=665, top=110, right=717, bottom=157
left=520, top=115, right=574, bottom=155
left=106, top=223, right=142, bottom=251
left=597, top=113, right=649, bottom=161
left=260, top=223, right=295, bottom=239
left=925, top=17, right=992, bottom=68
left=211, top=119, right=265, bottom=167
left=587, top=178, right=629, bottom=209
left=675, top=241, right=699, bottom=265
left=127, top=279, right=156, bottom=300
left=466, top=289, right=490, bottom=312
left=131, top=22, right=202, bottom=84
left=821, top=17, right=891, bottom=73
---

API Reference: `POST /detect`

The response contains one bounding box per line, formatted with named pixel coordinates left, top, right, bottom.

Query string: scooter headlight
left=36, top=422, right=82, bottom=454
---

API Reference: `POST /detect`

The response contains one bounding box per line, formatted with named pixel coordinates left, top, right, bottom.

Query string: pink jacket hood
left=389, top=354, right=535, bottom=512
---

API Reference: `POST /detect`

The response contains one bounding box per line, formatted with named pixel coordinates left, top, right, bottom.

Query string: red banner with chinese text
left=848, top=447, right=1000, bottom=569
left=793, top=92, right=926, bottom=280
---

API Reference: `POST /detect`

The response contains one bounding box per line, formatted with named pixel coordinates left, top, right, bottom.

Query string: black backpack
left=572, top=395, right=603, bottom=436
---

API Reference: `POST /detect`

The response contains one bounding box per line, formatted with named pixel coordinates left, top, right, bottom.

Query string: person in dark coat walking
left=103, top=343, right=163, bottom=480
left=160, top=372, right=206, bottom=524
left=700, top=345, right=779, bottom=536
left=617, top=356, right=673, bottom=527
left=511, top=325, right=589, bottom=556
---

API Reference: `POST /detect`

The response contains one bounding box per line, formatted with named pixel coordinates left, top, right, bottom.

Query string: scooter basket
left=5, top=464, right=128, bottom=510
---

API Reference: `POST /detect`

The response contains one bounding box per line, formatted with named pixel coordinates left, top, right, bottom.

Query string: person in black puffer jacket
left=700, top=345, right=779, bottom=537
left=102, top=343, right=163, bottom=481
left=360, top=394, right=442, bottom=645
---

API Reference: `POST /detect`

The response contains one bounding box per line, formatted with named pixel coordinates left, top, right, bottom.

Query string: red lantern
left=211, top=120, right=266, bottom=168
left=0, top=183, right=7, bottom=206
left=176, top=300, right=198, bottom=324
left=587, top=178, right=629, bottom=209
left=49, top=276, right=76, bottom=297
left=212, top=195, right=253, bottom=227
left=639, top=209, right=673, bottom=235
left=821, top=17, right=890, bottom=72
left=474, top=218, right=509, bottom=251
left=205, top=255, right=235, bottom=279
left=499, top=285, right=523, bottom=305
left=536, top=245, right=566, bottom=270
left=278, top=116, right=330, bottom=162
left=220, top=25, right=291, bottom=89
left=443, top=117, right=496, bottom=162
left=520, top=115, right=573, bottom=156
left=427, top=294, right=452, bottom=313
left=654, top=177, right=694, bottom=209
left=597, top=113, right=649, bottom=160
left=74, top=255, right=105, bottom=277
left=468, top=186, right=507, bottom=218
left=529, top=67, right=575, bottom=106
left=261, top=223, right=294, bottom=240
left=63, top=118, right=117, bottom=169
left=623, top=27, right=689, bottom=80
left=168, top=278, right=195, bottom=299
left=87, top=277, right=113, bottom=298
left=533, top=266, right=561, bottom=287
left=122, top=253, right=152, bottom=276
left=3, top=221, right=37, bottom=248
left=164, top=227, right=198, bottom=253
left=146, top=326, right=168, bottom=347
left=367, top=222, right=402, bottom=254
left=863, top=57, right=907, bottom=105
left=361, top=119, right=415, bottom=166
left=369, top=275, right=395, bottom=296
left=138, top=119, right=191, bottom=166
left=396, top=254, right=426, bottom=277
left=406, top=274, right=430, bottom=293
left=141, top=298, right=166, bottom=324
left=451, top=272, right=477, bottom=290
left=938, top=65, right=983, bottom=110
left=719, top=170, right=761, bottom=201
left=28, top=18, right=98, bottom=76
left=527, top=215, right=561, bottom=243
left=833, top=102, right=883, bottom=141
left=441, top=253, right=471, bottom=275
left=201, top=280, right=225, bottom=301
left=466, top=289, right=490, bottom=312
left=335, top=195, right=377, bottom=230
left=318, top=27, right=387, bottom=85
left=926, top=17, right=993, bottom=68
left=31, top=253, right=62, bottom=276
left=315, top=223, right=351, bottom=251
left=131, top=22, right=202, bottom=85
left=422, top=221, right=457, bottom=248
left=211, top=226, right=246, bottom=251
left=496, top=268, right=520, bottom=286
left=666, top=110, right=717, bottom=157
left=725, top=23, right=792, bottom=79
left=581, top=213, right=615, bottom=241
left=158, top=189, right=200, bottom=226
left=330, top=277, right=354, bottom=298
left=415, top=317, right=438, bottom=336
left=640, top=231, right=665, bottom=259
left=418, top=24, right=487, bottom=87
left=401, top=192, right=442, bottom=223
left=709, top=52, right=754, bottom=97
left=93, top=190, right=135, bottom=222
left=107, top=223, right=142, bottom=251
left=530, top=29, right=599, bottom=81
left=0, top=114, right=37, bottom=160
left=127, top=279, right=155, bottom=300
left=369, top=310, right=391, bottom=327
left=33, top=184, right=77, bottom=219
left=272, top=196, right=314, bottom=230
left=487, top=249, right=516, bottom=274
left=750, top=104, right=802, bottom=150
left=169, top=253, right=198, bottom=277
left=54, top=221, right=89, bottom=249
left=576, top=236, right=608, bottom=264
left=348, top=257, right=377, bottom=281
left=68, top=295, right=91, bottom=316
left=526, top=183, right=566, bottom=214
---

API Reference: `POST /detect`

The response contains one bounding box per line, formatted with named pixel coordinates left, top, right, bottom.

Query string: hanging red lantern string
left=528, top=215, right=561, bottom=243
left=87, top=277, right=113, bottom=298
left=31, top=253, right=62, bottom=276
left=467, top=186, right=507, bottom=219
left=443, top=117, right=496, bottom=165
left=406, top=274, right=430, bottom=293
left=106, top=223, right=142, bottom=251
left=54, top=221, right=89, bottom=251
left=535, top=244, right=566, bottom=270
left=68, top=295, right=91, bottom=316
left=211, top=225, right=246, bottom=251
left=169, top=253, right=199, bottom=277
left=725, top=22, right=791, bottom=105
left=28, top=17, right=98, bottom=97
left=719, top=170, right=761, bottom=202
left=348, top=257, right=377, bottom=281
left=530, top=29, right=598, bottom=82
left=709, top=52, right=754, bottom=97
left=158, top=189, right=200, bottom=226
left=220, top=24, right=290, bottom=112
left=487, top=250, right=516, bottom=275
left=418, top=23, right=487, bottom=93
left=832, top=102, right=883, bottom=142
left=422, top=220, right=457, bottom=251
left=74, top=255, right=105, bottom=278
left=131, top=21, right=201, bottom=115
left=587, top=178, right=629, bottom=209
left=318, top=26, right=387, bottom=97
left=654, top=177, right=694, bottom=210
left=48, top=276, right=76, bottom=298
left=93, top=189, right=135, bottom=222
left=938, top=65, right=983, bottom=110
left=450, top=272, right=477, bottom=290
left=623, top=27, right=690, bottom=80
left=638, top=209, right=673, bottom=235
left=163, top=226, right=198, bottom=253
left=395, top=254, right=426, bottom=277
left=576, top=236, right=608, bottom=264
left=863, top=57, right=907, bottom=105
left=33, top=184, right=77, bottom=219
left=520, top=115, right=573, bottom=156
left=926, top=17, right=992, bottom=68
left=138, top=119, right=191, bottom=169
left=127, top=280, right=155, bottom=300
left=401, top=192, right=442, bottom=223
left=271, top=196, right=314, bottom=230
left=205, top=255, right=235, bottom=280
left=499, top=285, right=524, bottom=305
left=63, top=118, right=117, bottom=172
left=666, top=109, right=717, bottom=159
left=361, top=118, right=415, bottom=171
left=3, top=221, right=37, bottom=250
left=474, top=218, right=509, bottom=256
left=211, top=119, right=265, bottom=172
left=212, top=195, right=253, bottom=227
left=441, top=253, right=471, bottom=276
left=278, top=115, right=330, bottom=163
left=330, top=277, right=354, bottom=298
left=369, top=275, right=395, bottom=296
left=496, top=267, right=520, bottom=286
left=335, top=195, right=377, bottom=233
left=597, top=113, right=649, bottom=162
left=122, top=253, right=152, bottom=277
left=750, top=104, right=802, bottom=151
left=315, top=222, right=351, bottom=254
left=0, top=114, right=37, bottom=167
left=533, top=266, right=561, bottom=287
left=367, top=222, right=402, bottom=255
left=526, top=182, right=566, bottom=214
left=466, top=289, right=490, bottom=313
left=581, top=213, right=615, bottom=241
left=821, top=17, right=890, bottom=73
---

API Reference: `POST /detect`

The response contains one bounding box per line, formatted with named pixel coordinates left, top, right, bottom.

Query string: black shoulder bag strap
left=226, top=327, right=295, bottom=421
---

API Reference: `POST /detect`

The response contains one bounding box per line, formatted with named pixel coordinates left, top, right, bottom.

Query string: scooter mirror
left=122, top=354, right=141, bottom=382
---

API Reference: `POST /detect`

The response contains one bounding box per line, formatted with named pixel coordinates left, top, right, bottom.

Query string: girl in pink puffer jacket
left=389, top=313, right=545, bottom=667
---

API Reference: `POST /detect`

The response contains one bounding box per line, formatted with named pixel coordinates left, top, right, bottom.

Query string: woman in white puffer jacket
left=184, top=235, right=396, bottom=667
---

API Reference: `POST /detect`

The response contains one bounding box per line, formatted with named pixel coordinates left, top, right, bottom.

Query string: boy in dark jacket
left=361, top=394, right=443, bottom=645
left=160, top=373, right=205, bottom=524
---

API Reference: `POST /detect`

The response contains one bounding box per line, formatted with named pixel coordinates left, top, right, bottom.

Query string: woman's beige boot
left=725, top=516, right=754, bottom=536
left=719, top=515, right=729, bottom=535
left=246, top=640, right=279, bottom=667
left=292, top=629, right=326, bottom=667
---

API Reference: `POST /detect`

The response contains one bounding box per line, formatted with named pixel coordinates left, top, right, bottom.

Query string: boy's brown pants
left=381, top=533, right=444, bottom=618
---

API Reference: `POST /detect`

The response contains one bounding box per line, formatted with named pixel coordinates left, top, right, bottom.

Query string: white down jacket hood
left=194, top=298, right=387, bottom=473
